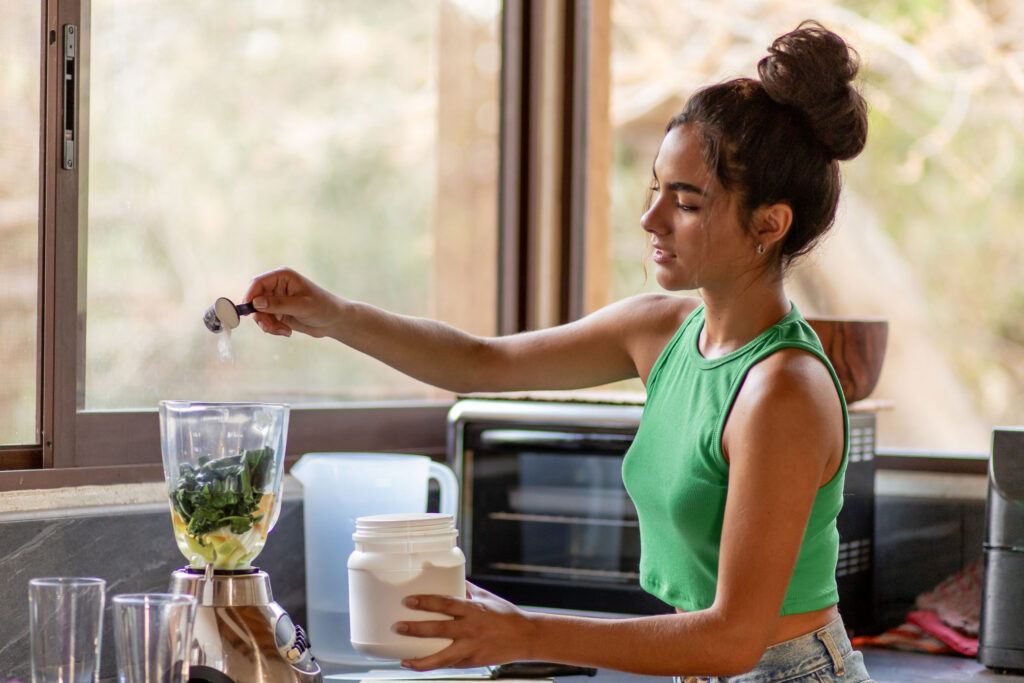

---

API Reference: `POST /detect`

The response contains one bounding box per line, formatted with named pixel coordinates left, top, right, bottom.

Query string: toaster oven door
left=450, top=403, right=874, bottom=629
left=459, top=424, right=672, bottom=614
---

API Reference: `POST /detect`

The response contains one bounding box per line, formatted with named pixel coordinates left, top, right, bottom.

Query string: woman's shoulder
left=607, top=294, right=701, bottom=380
left=746, top=346, right=835, bottom=393
left=617, top=293, right=701, bottom=327
left=578, top=293, right=698, bottom=341
left=730, top=346, right=845, bottom=477
left=600, top=293, right=701, bottom=343
left=739, top=346, right=844, bottom=435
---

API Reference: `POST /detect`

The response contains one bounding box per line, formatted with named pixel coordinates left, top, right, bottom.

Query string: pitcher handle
left=428, top=461, right=460, bottom=522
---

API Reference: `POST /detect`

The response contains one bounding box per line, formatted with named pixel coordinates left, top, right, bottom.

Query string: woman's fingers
left=400, top=643, right=466, bottom=671
left=244, top=267, right=306, bottom=336
left=241, top=268, right=340, bottom=338
left=404, top=594, right=467, bottom=617
left=395, top=618, right=455, bottom=640
left=393, top=613, right=470, bottom=671
left=251, top=293, right=317, bottom=318
left=393, top=594, right=468, bottom=643
left=244, top=266, right=303, bottom=299
left=250, top=306, right=294, bottom=336
left=399, top=638, right=486, bottom=672
left=257, top=318, right=292, bottom=336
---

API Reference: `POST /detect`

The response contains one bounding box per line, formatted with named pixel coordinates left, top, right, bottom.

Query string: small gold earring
left=756, top=243, right=765, bottom=254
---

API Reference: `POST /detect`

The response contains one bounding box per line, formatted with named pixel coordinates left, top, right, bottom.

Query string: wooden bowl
left=805, top=318, right=889, bottom=404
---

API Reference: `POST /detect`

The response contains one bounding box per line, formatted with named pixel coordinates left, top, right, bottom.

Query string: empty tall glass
left=112, top=593, right=197, bottom=683
left=28, top=577, right=106, bottom=683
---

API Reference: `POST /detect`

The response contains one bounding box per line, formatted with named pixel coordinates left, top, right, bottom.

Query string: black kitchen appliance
left=447, top=397, right=876, bottom=633
left=979, top=427, right=1024, bottom=672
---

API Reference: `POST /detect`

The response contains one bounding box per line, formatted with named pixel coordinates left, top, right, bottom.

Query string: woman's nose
left=641, top=199, right=667, bottom=235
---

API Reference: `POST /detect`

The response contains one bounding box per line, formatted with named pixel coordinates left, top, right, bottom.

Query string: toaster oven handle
left=478, top=429, right=635, bottom=452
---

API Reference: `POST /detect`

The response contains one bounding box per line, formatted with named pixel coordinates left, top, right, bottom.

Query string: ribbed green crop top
left=621, top=303, right=849, bottom=614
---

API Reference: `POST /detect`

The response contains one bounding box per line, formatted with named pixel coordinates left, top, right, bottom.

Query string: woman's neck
left=697, top=285, right=791, bottom=360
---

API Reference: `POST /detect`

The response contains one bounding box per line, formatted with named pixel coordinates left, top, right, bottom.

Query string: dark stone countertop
left=860, top=647, right=1024, bottom=682
left=318, top=648, right=1024, bottom=683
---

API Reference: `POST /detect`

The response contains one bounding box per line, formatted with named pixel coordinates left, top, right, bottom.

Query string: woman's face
left=641, top=124, right=754, bottom=292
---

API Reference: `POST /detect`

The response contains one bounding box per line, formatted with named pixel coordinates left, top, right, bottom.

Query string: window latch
left=63, top=24, right=77, bottom=170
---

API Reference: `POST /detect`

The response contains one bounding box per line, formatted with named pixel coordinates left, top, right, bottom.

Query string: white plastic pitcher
left=290, top=453, right=458, bottom=665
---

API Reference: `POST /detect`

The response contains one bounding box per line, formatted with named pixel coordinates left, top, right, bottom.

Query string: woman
left=243, top=20, right=872, bottom=682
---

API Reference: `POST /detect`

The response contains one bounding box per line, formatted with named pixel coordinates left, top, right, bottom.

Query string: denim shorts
left=674, top=617, right=873, bottom=682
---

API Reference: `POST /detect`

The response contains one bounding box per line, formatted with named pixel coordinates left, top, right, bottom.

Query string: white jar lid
left=355, top=512, right=453, bottom=534
left=352, top=513, right=458, bottom=549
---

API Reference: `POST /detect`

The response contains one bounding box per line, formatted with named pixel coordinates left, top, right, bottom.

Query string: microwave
left=446, top=397, right=876, bottom=632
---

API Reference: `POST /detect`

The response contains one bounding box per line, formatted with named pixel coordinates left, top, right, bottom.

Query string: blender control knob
left=275, top=614, right=319, bottom=672
left=290, top=624, right=311, bottom=660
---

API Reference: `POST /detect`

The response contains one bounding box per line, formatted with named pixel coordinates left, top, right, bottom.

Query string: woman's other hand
left=395, top=583, right=536, bottom=670
left=243, top=267, right=342, bottom=338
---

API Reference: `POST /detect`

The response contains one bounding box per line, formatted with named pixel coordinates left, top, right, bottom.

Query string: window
left=1, top=0, right=502, bottom=485
left=6, top=0, right=1007, bottom=487
left=0, top=0, right=40, bottom=466
left=85, top=1, right=500, bottom=408
left=0, top=3, right=40, bottom=452
left=591, top=0, right=1024, bottom=455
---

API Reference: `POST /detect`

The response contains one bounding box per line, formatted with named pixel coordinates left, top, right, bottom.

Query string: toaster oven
left=446, top=397, right=876, bottom=632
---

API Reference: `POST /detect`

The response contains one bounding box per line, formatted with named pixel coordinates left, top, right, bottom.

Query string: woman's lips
left=652, top=248, right=674, bottom=264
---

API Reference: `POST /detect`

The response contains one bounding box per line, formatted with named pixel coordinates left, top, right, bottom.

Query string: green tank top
left=621, top=302, right=849, bottom=614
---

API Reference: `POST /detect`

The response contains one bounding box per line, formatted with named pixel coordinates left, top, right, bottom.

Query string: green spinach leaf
left=170, top=447, right=273, bottom=543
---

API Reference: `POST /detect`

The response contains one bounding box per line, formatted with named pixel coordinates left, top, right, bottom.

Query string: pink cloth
left=907, top=610, right=979, bottom=656
left=914, top=556, right=983, bottom=637
left=851, top=622, right=955, bottom=654
left=854, top=556, right=983, bottom=657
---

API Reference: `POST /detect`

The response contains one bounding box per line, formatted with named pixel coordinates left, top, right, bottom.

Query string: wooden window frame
left=499, top=0, right=602, bottom=333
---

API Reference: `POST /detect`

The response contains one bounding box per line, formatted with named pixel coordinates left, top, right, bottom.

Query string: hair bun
left=757, top=20, right=868, bottom=161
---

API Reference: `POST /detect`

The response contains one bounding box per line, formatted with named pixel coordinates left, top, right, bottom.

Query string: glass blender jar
left=159, top=401, right=288, bottom=570
left=158, top=401, right=321, bottom=683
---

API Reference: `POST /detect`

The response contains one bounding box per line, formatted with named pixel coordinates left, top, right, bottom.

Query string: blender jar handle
left=428, top=461, right=459, bottom=521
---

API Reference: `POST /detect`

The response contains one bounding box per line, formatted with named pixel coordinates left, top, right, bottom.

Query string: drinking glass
left=112, top=594, right=197, bottom=683
left=28, top=577, right=106, bottom=683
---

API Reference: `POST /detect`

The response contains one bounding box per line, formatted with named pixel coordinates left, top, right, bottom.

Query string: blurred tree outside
left=602, top=0, right=1024, bottom=452
left=0, top=2, right=40, bottom=445
left=81, top=0, right=500, bottom=409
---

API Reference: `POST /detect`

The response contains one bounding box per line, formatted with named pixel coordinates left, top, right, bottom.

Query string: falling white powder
left=218, top=326, right=234, bottom=362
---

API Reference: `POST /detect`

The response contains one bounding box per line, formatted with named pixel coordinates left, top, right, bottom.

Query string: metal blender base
left=170, top=567, right=322, bottom=683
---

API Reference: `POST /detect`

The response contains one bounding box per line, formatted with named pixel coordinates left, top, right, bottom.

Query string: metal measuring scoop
left=203, top=297, right=257, bottom=333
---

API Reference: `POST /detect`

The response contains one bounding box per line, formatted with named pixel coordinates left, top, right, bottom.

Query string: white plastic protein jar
left=348, top=512, right=466, bottom=660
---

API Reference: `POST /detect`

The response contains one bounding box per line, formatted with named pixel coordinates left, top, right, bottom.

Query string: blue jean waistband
left=733, top=616, right=851, bottom=680
left=677, top=616, right=856, bottom=683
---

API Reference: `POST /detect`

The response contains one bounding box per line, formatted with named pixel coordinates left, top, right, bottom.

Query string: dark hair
left=667, top=21, right=868, bottom=266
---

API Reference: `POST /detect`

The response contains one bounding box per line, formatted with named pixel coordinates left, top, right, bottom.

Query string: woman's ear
left=754, top=203, right=793, bottom=249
